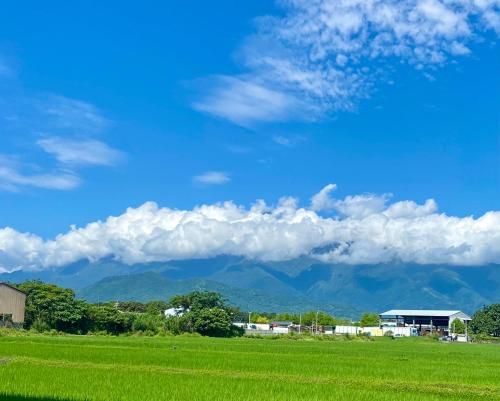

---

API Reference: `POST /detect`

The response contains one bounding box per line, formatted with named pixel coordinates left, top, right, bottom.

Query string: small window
left=0, top=314, right=13, bottom=326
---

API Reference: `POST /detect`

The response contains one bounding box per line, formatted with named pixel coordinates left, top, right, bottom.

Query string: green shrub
left=31, top=319, right=51, bottom=333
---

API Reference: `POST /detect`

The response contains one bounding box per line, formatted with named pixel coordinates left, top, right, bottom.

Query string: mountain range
left=1, top=256, right=498, bottom=318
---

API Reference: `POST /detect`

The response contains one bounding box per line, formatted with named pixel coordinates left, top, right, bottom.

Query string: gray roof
left=380, top=309, right=469, bottom=318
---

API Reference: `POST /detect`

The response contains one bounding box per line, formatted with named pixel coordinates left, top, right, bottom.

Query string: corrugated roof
left=380, top=310, right=465, bottom=317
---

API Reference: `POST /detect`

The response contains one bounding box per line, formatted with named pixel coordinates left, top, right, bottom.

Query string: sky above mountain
left=0, top=1, right=499, bottom=271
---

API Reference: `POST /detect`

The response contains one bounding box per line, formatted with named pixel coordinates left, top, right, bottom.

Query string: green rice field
left=0, top=335, right=499, bottom=401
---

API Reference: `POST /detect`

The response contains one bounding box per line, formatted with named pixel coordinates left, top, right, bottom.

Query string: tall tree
left=18, top=281, right=87, bottom=332
left=360, top=313, right=380, bottom=327
left=470, top=304, right=500, bottom=337
left=166, top=291, right=241, bottom=337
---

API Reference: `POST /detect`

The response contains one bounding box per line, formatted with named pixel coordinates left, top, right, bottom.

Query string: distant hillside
left=2, top=256, right=499, bottom=317
left=77, top=271, right=360, bottom=317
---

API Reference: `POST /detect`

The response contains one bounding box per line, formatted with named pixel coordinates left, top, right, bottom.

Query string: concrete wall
left=0, top=284, right=26, bottom=323
left=334, top=326, right=362, bottom=335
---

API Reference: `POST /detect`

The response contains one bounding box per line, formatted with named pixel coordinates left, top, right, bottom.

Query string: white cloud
left=1, top=184, right=500, bottom=271
left=193, top=171, right=231, bottom=185
left=195, top=0, right=500, bottom=124
left=38, top=95, right=109, bottom=134
left=0, top=156, right=80, bottom=192
left=311, top=183, right=390, bottom=218
left=311, top=183, right=339, bottom=211
left=0, top=82, right=124, bottom=192
left=273, top=135, right=293, bottom=146
left=193, top=76, right=303, bottom=127
left=272, top=134, right=306, bottom=147
left=37, top=136, right=123, bottom=166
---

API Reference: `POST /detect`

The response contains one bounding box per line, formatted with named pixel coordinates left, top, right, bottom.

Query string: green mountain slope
left=3, top=256, right=499, bottom=316
left=77, top=271, right=360, bottom=317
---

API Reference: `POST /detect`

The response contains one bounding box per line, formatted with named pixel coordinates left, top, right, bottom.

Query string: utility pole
left=248, top=311, right=251, bottom=324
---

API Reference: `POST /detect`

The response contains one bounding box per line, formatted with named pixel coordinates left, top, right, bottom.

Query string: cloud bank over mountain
left=1, top=184, right=499, bottom=272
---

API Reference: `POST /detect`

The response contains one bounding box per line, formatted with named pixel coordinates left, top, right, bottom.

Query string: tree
left=166, top=291, right=241, bottom=337
left=255, top=315, right=269, bottom=324
left=274, top=312, right=299, bottom=323
left=470, top=304, right=500, bottom=337
left=299, top=311, right=338, bottom=326
left=169, top=291, right=225, bottom=311
left=86, top=304, right=133, bottom=335
left=228, top=307, right=247, bottom=322
left=145, top=301, right=168, bottom=315
left=17, top=281, right=87, bottom=333
left=192, top=308, right=233, bottom=337
left=360, top=313, right=380, bottom=327
left=117, top=301, right=147, bottom=313
left=272, top=311, right=348, bottom=326
left=450, top=318, right=465, bottom=334
left=132, top=313, right=165, bottom=334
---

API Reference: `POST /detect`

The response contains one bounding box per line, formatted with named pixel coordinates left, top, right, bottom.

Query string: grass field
left=0, top=335, right=499, bottom=401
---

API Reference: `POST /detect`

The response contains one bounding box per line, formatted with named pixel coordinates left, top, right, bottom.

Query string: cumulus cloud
left=195, top=0, right=500, bottom=124
left=37, top=136, right=123, bottom=166
left=193, top=171, right=231, bottom=185
left=311, top=183, right=390, bottom=218
left=1, top=184, right=500, bottom=271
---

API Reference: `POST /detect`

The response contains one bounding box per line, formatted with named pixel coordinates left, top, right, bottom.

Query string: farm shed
left=0, top=283, right=27, bottom=324
left=379, top=309, right=471, bottom=335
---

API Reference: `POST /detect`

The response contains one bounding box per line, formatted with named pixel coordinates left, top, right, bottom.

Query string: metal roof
left=380, top=309, right=467, bottom=318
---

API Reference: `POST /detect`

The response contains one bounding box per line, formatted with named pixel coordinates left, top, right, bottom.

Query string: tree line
left=14, top=281, right=243, bottom=337
left=8, top=281, right=500, bottom=338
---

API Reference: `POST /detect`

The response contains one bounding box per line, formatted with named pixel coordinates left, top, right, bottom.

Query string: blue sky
left=0, top=1, right=499, bottom=270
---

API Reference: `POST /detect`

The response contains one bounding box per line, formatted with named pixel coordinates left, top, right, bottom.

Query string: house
left=0, top=283, right=27, bottom=325
left=164, top=307, right=186, bottom=317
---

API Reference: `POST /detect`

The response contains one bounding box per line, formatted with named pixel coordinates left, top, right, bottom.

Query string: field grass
left=0, top=334, right=499, bottom=401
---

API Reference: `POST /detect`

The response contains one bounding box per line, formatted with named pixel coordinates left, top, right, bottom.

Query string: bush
left=166, top=291, right=244, bottom=337
left=86, top=305, right=133, bottom=335
left=132, top=313, right=165, bottom=334
left=192, top=308, right=234, bottom=337
left=450, top=318, right=465, bottom=334
left=359, top=313, right=379, bottom=327
left=31, top=319, right=51, bottom=333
